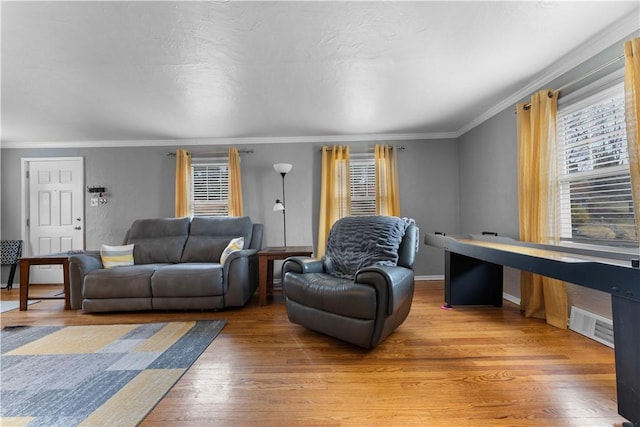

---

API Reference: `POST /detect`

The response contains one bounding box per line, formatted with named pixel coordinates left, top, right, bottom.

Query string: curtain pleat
left=624, top=37, right=640, bottom=238
left=516, top=90, right=568, bottom=330
left=174, top=149, right=192, bottom=218
left=228, top=147, right=244, bottom=217
left=374, top=144, right=401, bottom=216
left=317, top=145, right=351, bottom=257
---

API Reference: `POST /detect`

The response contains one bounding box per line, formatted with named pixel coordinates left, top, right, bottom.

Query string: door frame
left=20, top=156, right=85, bottom=257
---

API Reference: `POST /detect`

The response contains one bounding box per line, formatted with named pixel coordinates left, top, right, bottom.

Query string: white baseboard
left=415, top=275, right=444, bottom=281
left=503, top=293, right=520, bottom=305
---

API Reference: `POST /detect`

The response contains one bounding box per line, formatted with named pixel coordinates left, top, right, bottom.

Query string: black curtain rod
left=167, top=149, right=254, bottom=157
left=519, top=54, right=624, bottom=111
left=320, top=145, right=406, bottom=152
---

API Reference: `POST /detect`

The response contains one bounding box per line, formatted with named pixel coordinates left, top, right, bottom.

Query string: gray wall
left=458, top=108, right=521, bottom=298
left=458, top=108, right=519, bottom=239
left=0, top=138, right=460, bottom=284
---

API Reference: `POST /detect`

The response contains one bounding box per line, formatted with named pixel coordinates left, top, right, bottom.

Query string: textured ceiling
left=1, top=1, right=639, bottom=146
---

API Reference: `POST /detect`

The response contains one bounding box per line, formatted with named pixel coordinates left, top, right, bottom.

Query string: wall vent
left=569, top=306, right=614, bottom=348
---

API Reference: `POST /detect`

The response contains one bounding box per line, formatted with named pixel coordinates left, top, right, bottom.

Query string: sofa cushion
left=126, top=217, right=190, bottom=264
left=181, top=216, right=253, bottom=262
left=180, top=237, right=231, bottom=263
left=151, top=263, right=224, bottom=297
left=82, top=264, right=162, bottom=299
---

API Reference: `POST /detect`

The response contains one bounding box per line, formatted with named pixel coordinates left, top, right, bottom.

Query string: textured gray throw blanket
left=322, top=215, right=415, bottom=279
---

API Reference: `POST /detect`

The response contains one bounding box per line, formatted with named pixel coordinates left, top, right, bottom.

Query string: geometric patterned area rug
left=0, top=320, right=226, bottom=427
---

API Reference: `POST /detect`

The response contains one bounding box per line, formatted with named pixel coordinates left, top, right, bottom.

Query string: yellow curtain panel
left=228, top=147, right=244, bottom=217
left=374, top=144, right=401, bottom=216
left=174, top=149, right=191, bottom=218
left=516, top=90, right=568, bottom=330
left=317, top=145, right=351, bottom=257
left=624, top=37, right=640, bottom=237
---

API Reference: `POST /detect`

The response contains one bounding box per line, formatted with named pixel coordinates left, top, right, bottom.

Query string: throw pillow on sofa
left=100, top=244, right=135, bottom=268
left=220, top=237, right=244, bottom=265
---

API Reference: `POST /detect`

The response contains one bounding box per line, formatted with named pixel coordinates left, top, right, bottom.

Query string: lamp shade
left=273, top=200, right=285, bottom=212
left=273, top=163, right=293, bottom=174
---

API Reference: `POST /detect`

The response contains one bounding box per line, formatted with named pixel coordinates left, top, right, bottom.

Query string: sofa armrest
left=69, top=252, right=103, bottom=273
left=68, top=252, right=102, bottom=309
left=224, top=248, right=257, bottom=266
left=222, top=249, right=258, bottom=306
left=355, top=266, right=414, bottom=316
left=282, top=257, right=323, bottom=275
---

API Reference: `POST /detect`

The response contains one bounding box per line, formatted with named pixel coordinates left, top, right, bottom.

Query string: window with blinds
left=191, top=160, right=229, bottom=217
left=557, top=82, right=638, bottom=246
left=350, top=155, right=376, bottom=216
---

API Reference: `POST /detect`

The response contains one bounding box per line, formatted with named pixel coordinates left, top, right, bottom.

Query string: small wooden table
left=19, top=254, right=72, bottom=311
left=258, top=246, right=313, bottom=306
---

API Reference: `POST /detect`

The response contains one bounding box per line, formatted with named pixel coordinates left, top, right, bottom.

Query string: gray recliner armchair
left=282, top=216, right=419, bottom=349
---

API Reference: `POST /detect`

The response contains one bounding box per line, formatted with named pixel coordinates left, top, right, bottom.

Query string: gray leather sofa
left=282, top=216, right=418, bottom=349
left=69, top=216, right=263, bottom=312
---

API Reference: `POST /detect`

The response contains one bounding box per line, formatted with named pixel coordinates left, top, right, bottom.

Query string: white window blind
left=350, top=155, right=376, bottom=216
left=191, top=159, right=229, bottom=217
left=557, top=82, right=638, bottom=246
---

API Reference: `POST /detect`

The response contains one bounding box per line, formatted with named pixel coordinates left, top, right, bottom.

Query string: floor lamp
left=273, top=163, right=292, bottom=247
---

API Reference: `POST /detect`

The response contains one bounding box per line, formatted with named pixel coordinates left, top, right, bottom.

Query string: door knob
left=74, top=226, right=82, bottom=230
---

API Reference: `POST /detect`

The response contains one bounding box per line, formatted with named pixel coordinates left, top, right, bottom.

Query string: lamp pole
left=273, top=163, right=292, bottom=247
left=280, top=172, right=287, bottom=247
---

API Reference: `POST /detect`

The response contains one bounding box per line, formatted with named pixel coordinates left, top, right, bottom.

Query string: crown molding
left=0, top=131, right=459, bottom=149
left=456, top=12, right=640, bottom=137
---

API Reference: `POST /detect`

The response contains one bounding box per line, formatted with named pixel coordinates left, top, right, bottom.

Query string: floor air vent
left=569, top=306, right=614, bottom=348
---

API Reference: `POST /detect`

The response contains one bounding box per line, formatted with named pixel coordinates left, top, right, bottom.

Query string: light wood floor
left=0, top=281, right=626, bottom=427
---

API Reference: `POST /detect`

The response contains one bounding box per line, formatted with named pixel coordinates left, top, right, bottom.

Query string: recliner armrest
left=282, top=257, right=323, bottom=274
left=355, top=266, right=414, bottom=316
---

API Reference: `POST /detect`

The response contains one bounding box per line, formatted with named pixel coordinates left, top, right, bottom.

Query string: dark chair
left=1, top=240, right=23, bottom=290
left=282, top=216, right=418, bottom=349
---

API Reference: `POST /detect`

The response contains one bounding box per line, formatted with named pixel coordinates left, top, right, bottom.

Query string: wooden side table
left=19, top=254, right=72, bottom=311
left=258, top=246, right=313, bottom=306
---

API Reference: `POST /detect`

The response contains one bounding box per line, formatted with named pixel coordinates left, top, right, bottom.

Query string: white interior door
left=23, top=157, right=84, bottom=284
